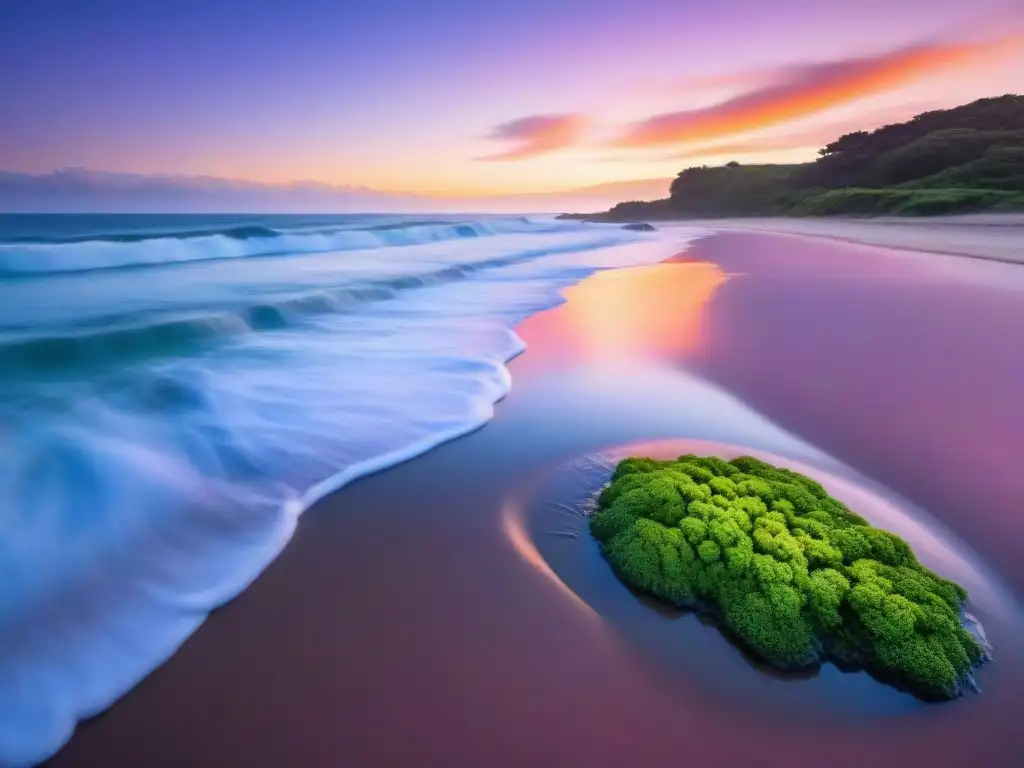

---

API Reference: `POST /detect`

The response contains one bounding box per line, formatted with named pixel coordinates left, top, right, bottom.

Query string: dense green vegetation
left=570, top=95, right=1024, bottom=219
left=791, top=187, right=1022, bottom=216
left=664, top=163, right=803, bottom=217
left=589, top=454, right=989, bottom=699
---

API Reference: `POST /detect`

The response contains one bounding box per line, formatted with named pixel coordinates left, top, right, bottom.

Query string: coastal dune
left=47, top=230, right=1024, bottom=767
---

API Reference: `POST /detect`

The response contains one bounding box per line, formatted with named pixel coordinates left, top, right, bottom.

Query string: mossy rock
left=590, top=454, right=988, bottom=699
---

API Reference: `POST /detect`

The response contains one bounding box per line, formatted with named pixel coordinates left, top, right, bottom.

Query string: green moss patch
left=590, top=454, right=989, bottom=699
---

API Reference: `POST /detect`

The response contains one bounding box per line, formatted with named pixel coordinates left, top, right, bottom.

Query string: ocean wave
left=0, top=235, right=627, bottom=376
left=9, top=225, right=283, bottom=244
left=0, top=216, right=569, bottom=275
left=0, top=223, right=699, bottom=767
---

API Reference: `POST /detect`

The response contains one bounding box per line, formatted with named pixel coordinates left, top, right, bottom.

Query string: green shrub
left=790, top=187, right=1020, bottom=216
left=900, top=145, right=1024, bottom=191
left=589, top=455, right=988, bottom=699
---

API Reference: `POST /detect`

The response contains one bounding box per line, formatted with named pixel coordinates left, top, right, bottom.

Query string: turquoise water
left=0, top=213, right=706, bottom=766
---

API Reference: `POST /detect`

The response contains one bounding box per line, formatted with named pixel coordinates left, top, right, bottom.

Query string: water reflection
left=514, top=261, right=726, bottom=370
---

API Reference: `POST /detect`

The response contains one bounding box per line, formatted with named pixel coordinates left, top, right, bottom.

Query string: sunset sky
left=2, top=0, right=1022, bottom=206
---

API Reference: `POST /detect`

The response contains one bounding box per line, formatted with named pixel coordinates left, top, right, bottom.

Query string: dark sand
left=48, top=232, right=1024, bottom=767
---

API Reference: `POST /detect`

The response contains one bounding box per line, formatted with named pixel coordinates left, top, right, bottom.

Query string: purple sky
left=1, top=0, right=1021, bottom=205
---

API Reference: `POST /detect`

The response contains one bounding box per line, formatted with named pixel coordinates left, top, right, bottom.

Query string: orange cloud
left=614, top=36, right=1021, bottom=148
left=668, top=102, right=945, bottom=160
left=477, top=114, right=586, bottom=161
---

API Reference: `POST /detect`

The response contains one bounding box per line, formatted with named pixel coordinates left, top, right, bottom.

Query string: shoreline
left=46, top=231, right=1024, bottom=767
left=2, top=227, right=693, bottom=768
left=644, top=215, right=1024, bottom=265
left=677, top=216, right=1024, bottom=265
left=561, top=212, right=1023, bottom=264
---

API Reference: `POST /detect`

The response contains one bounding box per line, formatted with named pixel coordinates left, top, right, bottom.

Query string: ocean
left=0, top=213, right=706, bottom=766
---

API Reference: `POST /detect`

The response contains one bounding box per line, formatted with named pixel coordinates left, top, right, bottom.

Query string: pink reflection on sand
left=501, top=499, right=599, bottom=619
left=514, top=261, right=726, bottom=371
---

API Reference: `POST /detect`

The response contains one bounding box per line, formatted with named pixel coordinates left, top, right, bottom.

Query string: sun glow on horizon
left=2, top=1, right=1022, bottom=206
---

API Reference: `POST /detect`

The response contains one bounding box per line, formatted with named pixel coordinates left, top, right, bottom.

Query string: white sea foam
left=0, top=217, right=553, bottom=274
left=0, top=215, right=707, bottom=766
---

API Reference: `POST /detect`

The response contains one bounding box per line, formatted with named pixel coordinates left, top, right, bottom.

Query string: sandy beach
left=47, top=230, right=1024, bottom=767
left=672, top=214, right=1024, bottom=264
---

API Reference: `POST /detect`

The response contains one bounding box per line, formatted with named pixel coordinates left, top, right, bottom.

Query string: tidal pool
left=507, top=439, right=1017, bottom=718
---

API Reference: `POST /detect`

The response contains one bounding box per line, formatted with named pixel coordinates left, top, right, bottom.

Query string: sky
left=1, top=0, right=1022, bottom=209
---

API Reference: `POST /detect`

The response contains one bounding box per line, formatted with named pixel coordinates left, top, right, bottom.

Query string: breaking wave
left=0, top=216, right=561, bottom=275
left=0, top=213, right=697, bottom=766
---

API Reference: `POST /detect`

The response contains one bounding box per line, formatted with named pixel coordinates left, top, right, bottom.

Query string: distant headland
left=560, top=95, right=1024, bottom=221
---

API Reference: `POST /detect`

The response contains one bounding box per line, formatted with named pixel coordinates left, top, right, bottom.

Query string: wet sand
left=48, top=232, right=1024, bottom=767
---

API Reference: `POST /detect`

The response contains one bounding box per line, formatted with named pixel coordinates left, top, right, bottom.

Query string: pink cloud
left=477, top=114, right=587, bottom=161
